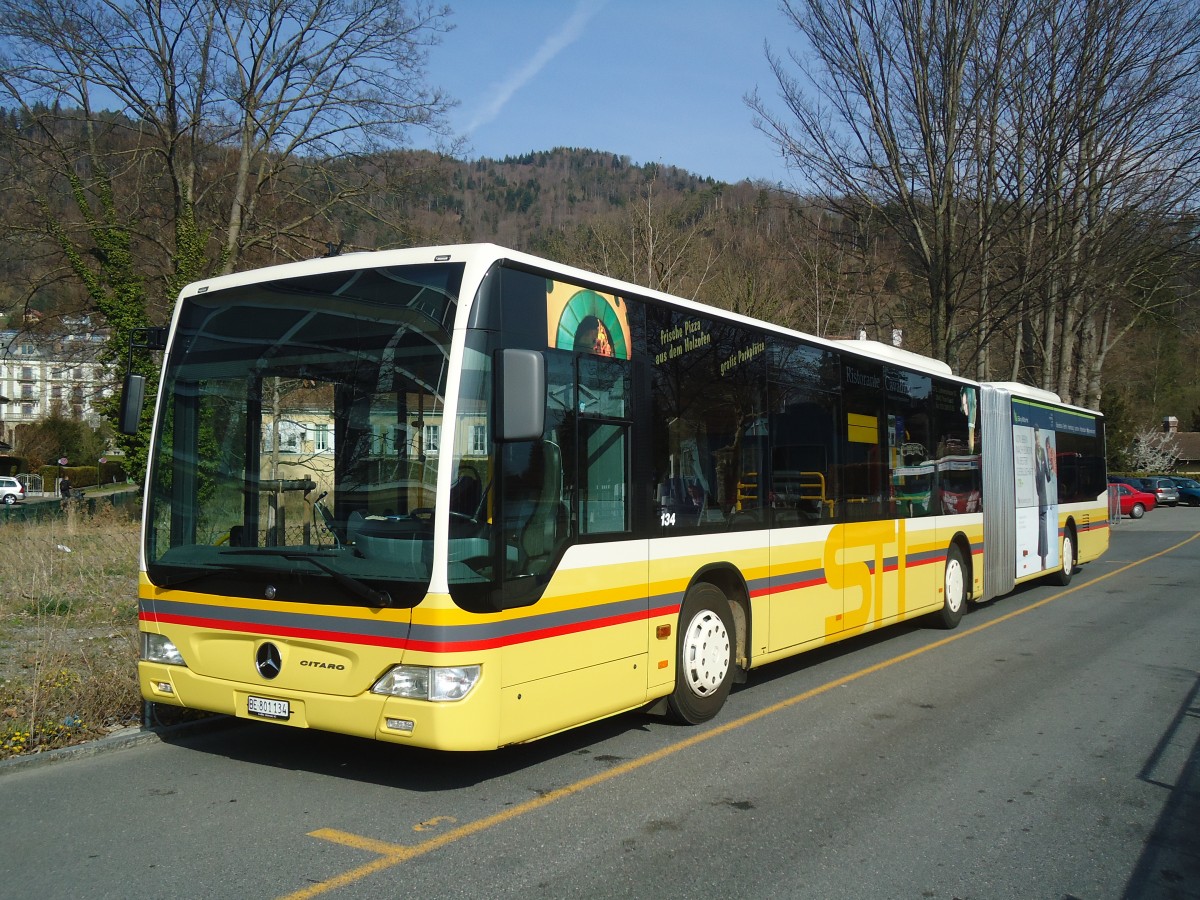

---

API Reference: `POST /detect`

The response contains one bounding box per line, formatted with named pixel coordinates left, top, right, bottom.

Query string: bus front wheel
left=667, top=583, right=735, bottom=724
left=932, top=543, right=967, bottom=629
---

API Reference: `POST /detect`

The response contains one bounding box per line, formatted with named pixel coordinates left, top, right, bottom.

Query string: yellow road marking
left=413, top=815, right=457, bottom=832
left=280, top=530, right=1200, bottom=899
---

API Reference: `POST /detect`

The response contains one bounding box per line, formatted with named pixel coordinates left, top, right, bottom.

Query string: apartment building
left=0, top=322, right=110, bottom=449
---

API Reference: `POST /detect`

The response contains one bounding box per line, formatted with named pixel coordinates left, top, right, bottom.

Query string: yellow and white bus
left=134, top=244, right=1109, bottom=750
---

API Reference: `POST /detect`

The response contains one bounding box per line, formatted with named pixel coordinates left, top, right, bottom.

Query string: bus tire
left=932, top=543, right=967, bottom=629
left=1052, top=528, right=1076, bottom=586
left=667, top=583, right=735, bottom=724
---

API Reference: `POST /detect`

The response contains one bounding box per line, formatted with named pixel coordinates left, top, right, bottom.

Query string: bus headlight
left=141, top=632, right=186, bottom=666
left=371, top=665, right=480, bottom=701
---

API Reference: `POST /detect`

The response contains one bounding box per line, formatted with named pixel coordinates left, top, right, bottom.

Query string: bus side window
left=767, top=341, right=840, bottom=526
left=650, top=311, right=768, bottom=532
left=885, top=368, right=933, bottom=518
left=842, top=361, right=886, bottom=522
left=576, top=355, right=631, bottom=535
left=580, top=421, right=628, bottom=533
left=933, top=382, right=982, bottom=514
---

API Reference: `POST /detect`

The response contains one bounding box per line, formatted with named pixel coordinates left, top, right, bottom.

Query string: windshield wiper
left=285, top=554, right=392, bottom=608
left=219, top=547, right=393, bottom=608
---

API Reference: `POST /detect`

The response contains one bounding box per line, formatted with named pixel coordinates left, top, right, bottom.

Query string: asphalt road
left=2, top=508, right=1198, bottom=900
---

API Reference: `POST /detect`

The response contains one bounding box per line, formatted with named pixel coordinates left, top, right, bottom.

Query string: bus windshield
left=145, top=262, right=464, bottom=608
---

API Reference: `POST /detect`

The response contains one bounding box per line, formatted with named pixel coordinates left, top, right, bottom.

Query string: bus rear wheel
left=667, top=583, right=735, bottom=724
left=932, top=543, right=967, bottom=629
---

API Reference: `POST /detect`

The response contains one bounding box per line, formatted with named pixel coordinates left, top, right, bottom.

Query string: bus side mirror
left=119, top=373, right=146, bottom=435
left=498, top=349, right=544, bottom=441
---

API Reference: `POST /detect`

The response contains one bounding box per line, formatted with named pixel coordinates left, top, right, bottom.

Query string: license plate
left=247, top=695, right=290, bottom=720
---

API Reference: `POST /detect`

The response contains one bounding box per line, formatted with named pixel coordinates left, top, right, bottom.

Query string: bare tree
left=907, top=0, right=1187, bottom=405
left=541, top=168, right=723, bottom=300
left=749, top=0, right=1006, bottom=363
left=989, top=0, right=1200, bottom=406
left=0, top=0, right=454, bottom=476
left=0, top=0, right=456, bottom=278
left=751, top=0, right=1200, bottom=407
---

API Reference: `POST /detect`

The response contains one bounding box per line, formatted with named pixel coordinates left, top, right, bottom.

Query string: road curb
left=0, top=715, right=234, bottom=777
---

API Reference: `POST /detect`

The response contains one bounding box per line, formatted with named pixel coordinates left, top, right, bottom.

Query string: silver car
left=1134, top=476, right=1180, bottom=507
left=0, top=475, right=25, bottom=505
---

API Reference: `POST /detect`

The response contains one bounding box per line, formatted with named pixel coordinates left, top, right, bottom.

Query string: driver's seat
left=520, top=440, right=566, bottom=572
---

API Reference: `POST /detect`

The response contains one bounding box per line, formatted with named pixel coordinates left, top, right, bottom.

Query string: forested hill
left=0, top=128, right=783, bottom=328
left=403, top=146, right=776, bottom=250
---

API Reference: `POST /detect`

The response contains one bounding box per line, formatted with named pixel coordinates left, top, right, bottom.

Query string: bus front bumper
left=139, top=661, right=504, bottom=751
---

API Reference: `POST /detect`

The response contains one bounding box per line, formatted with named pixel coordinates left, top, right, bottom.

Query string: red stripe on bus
left=752, top=576, right=827, bottom=598
left=405, top=608, right=649, bottom=653
left=144, top=611, right=409, bottom=648
left=142, top=602, right=684, bottom=654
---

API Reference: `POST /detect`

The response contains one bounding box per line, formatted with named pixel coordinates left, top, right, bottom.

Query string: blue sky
left=421, top=1, right=795, bottom=185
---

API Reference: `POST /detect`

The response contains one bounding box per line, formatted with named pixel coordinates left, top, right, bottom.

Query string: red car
left=1113, top=482, right=1156, bottom=519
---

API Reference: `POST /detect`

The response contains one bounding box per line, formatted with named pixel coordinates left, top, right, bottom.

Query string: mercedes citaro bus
left=131, top=244, right=1109, bottom=750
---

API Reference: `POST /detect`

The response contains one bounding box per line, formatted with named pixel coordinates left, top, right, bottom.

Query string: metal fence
left=16, top=473, right=44, bottom=496
left=0, top=488, right=141, bottom=525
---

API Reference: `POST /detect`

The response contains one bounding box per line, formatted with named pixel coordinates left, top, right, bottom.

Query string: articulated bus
left=135, top=244, right=1109, bottom=750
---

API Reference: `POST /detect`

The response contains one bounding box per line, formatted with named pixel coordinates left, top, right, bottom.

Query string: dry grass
left=0, top=502, right=144, bottom=758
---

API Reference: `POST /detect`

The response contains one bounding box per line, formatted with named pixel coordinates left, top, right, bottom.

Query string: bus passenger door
left=765, top=406, right=845, bottom=653
left=571, top=354, right=646, bottom=687
left=496, top=350, right=647, bottom=742
left=764, top=344, right=845, bottom=654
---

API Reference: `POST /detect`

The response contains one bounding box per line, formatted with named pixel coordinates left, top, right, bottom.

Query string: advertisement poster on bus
left=1013, top=399, right=1059, bottom=578
left=546, top=281, right=632, bottom=360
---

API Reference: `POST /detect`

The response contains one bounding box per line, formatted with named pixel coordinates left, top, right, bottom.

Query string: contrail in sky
left=466, top=0, right=606, bottom=134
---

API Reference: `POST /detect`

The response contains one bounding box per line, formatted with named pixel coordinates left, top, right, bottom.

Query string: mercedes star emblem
left=255, top=642, right=282, bottom=679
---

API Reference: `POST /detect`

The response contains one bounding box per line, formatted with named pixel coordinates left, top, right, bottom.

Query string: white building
left=0, top=322, right=110, bottom=449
